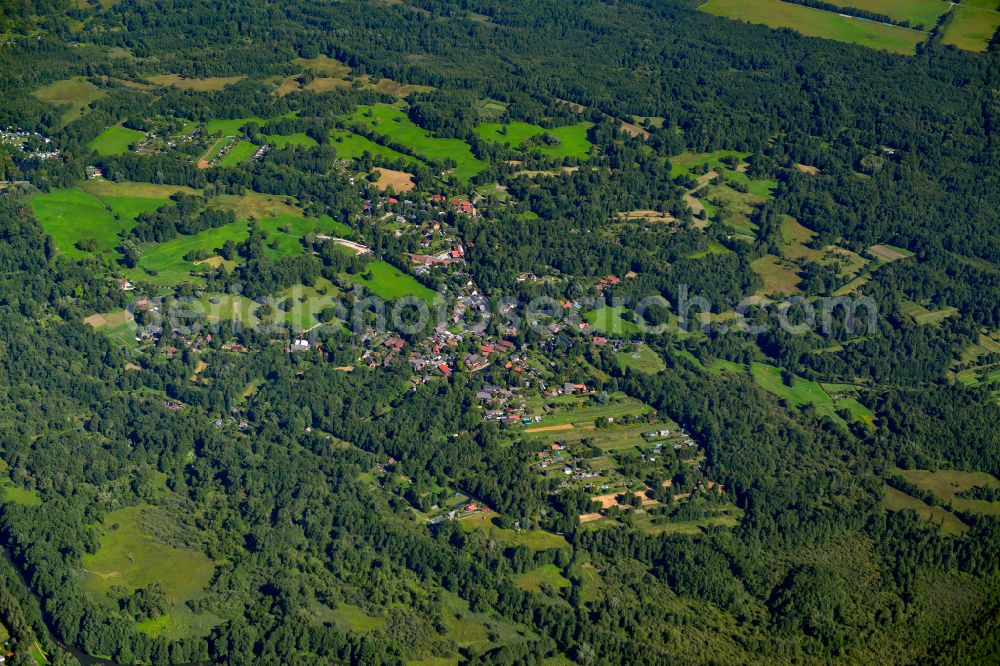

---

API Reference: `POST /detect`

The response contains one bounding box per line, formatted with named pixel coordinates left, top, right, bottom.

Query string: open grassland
left=585, top=306, right=642, bottom=336
left=515, top=564, right=571, bottom=593
left=751, top=254, right=802, bottom=295
left=89, top=124, right=145, bottom=156
left=217, top=140, right=257, bottom=166
left=210, top=191, right=303, bottom=219
left=459, top=512, right=568, bottom=550
left=895, top=469, right=1000, bottom=516
left=293, top=54, right=351, bottom=76
left=669, top=150, right=749, bottom=178
left=329, top=604, right=384, bottom=634
left=357, top=260, right=437, bottom=303
left=824, top=0, right=948, bottom=28
left=346, top=105, right=487, bottom=181
left=1, top=478, right=42, bottom=506
left=941, top=4, right=1000, bottom=51
left=83, top=505, right=217, bottom=638
left=520, top=394, right=654, bottom=433
left=616, top=345, right=665, bottom=374
left=32, top=76, right=105, bottom=124
left=266, top=133, right=317, bottom=148
left=28, top=186, right=167, bottom=259
left=899, top=299, right=958, bottom=326
left=476, top=121, right=593, bottom=160
left=700, top=0, right=927, bottom=54
left=257, top=213, right=351, bottom=259
left=146, top=74, right=245, bottom=91
left=80, top=180, right=200, bottom=199
left=641, top=505, right=744, bottom=535
left=374, top=167, right=415, bottom=192
left=869, top=243, right=914, bottom=262
left=883, top=486, right=969, bottom=536
left=128, top=220, right=248, bottom=285
left=330, top=130, right=424, bottom=165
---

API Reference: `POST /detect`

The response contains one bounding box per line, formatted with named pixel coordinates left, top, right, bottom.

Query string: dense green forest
left=0, top=0, right=998, bottom=664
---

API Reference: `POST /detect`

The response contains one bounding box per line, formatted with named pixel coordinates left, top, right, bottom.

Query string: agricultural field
left=823, top=0, right=948, bottom=29
left=868, top=243, right=914, bottom=262
left=941, top=4, right=1000, bottom=51
left=82, top=505, right=219, bottom=639
left=32, top=76, right=105, bottom=124
left=373, top=167, right=415, bottom=192
left=699, top=0, right=928, bottom=54
left=475, top=121, right=594, bottom=160
left=89, top=124, right=146, bottom=156
left=518, top=392, right=655, bottom=434
left=356, top=260, right=438, bottom=304
left=344, top=105, right=488, bottom=181
left=85, top=310, right=139, bottom=348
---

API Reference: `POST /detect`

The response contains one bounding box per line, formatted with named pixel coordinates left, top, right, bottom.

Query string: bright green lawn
left=356, top=260, right=437, bottom=303
left=823, top=0, right=948, bottom=29
left=28, top=187, right=166, bottom=259
left=128, top=220, right=249, bottom=285
left=346, top=105, right=487, bottom=181
left=266, top=133, right=318, bottom=148
left=90, top=124, right=145, bottom=156
left=218, top=140, right=258, bottom=167
left=475, top=121, right=593, bottom=160
left=514, top=564, right=571, bottom=593
left=330, top=130, right=424, bottom=166
left=616, top=345, right=665, bottom=374
left=585, top=306, right=642, bottom=336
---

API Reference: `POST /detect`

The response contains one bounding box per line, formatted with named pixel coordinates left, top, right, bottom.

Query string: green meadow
left=266, top=133, right=317, bottom=148
left=28, top=187, right=167, bottom=259
left=823, top=0, right=947, bottom=29
left=585, top=306, right=642, bottom=336
left=82, top=505, right=219, bottom=639
left=90, top=124, right=146, bottom=156
left=356, top=260, right=437, bottom=303
left=345, top=105, right=487, bottom=181
left=941, top=4, right=1000, bottom=52
left=330, top=129, right=424, bottom=165
left=616, top=345, right=665, bottom=374
left=218, top=140, right=258, bottom=166
left=32, top=76, right=106, bottom=125
left=128, top=219, right=249, bottom=285
left=699, top=0, right=927, bottom=54
left=475, top=121, right=594, bottom=160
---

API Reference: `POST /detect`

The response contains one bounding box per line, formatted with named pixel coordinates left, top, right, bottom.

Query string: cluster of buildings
left=1, top=127, right=60, bottom=160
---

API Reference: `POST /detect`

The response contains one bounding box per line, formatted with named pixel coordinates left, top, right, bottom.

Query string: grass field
left=669, top=150, right=750, bottom=178
left=146, top=74, right=245, bottom=91
left=89, top=124, right=145, bottom=156
left=218, top=140, right=257, bottom=166
left=895, top=468, right=1000, bottom=516
left=751, top=254, right=802, bottom=296
left=28, top=187, right=168, bottom=259
left=1, top=478, right=42, bottom=506
left=585, top=306, right=642, bottom=336
left=941, top=4, right=1000, bottom=51
left=515, top=564, right=571, bottom=593
left=85, top=309, right=139, bottom=348
left=266, top=133, right=317, bottom=148
left=346, top=105, right=487, bottom=181
left=83, top=505, right=217, bottom=637
left=616, top=345, right=665, bottom=374
left=475, top=121, right=593, bottom=160
left=700, top=0, right=928, bottom=54
left=459, top=512, right=568, bottom=550
left=899, top=299, right=958, bottom=326
left=329, top=604, right=384, bottom=634
left=32, top=76, right=105, bottom=124
left=357, top=260, right=437, bottom=303
left=330, top=129, right=425, bottom=166
left=519, top=393, right=654, bottom=432
left=824, top=0, right=948, bottom=29
left=128, top=219, right=249, bottom=285
left=883, top=486, right=969, bottom=536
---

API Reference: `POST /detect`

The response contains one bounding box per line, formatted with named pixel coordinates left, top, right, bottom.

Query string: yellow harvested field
left=374, top=167, right=416, bottom=192
left=579, top=512, right=603, bottom=523
left=618, top=209, right=675, bottom=223
left=794, top=163, right=820, bottom=175
left=305, top=77, right=352, bottom=93
left=192, top=256, right=224, bottom=268
left=523, top=423, right=574, bottom=433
